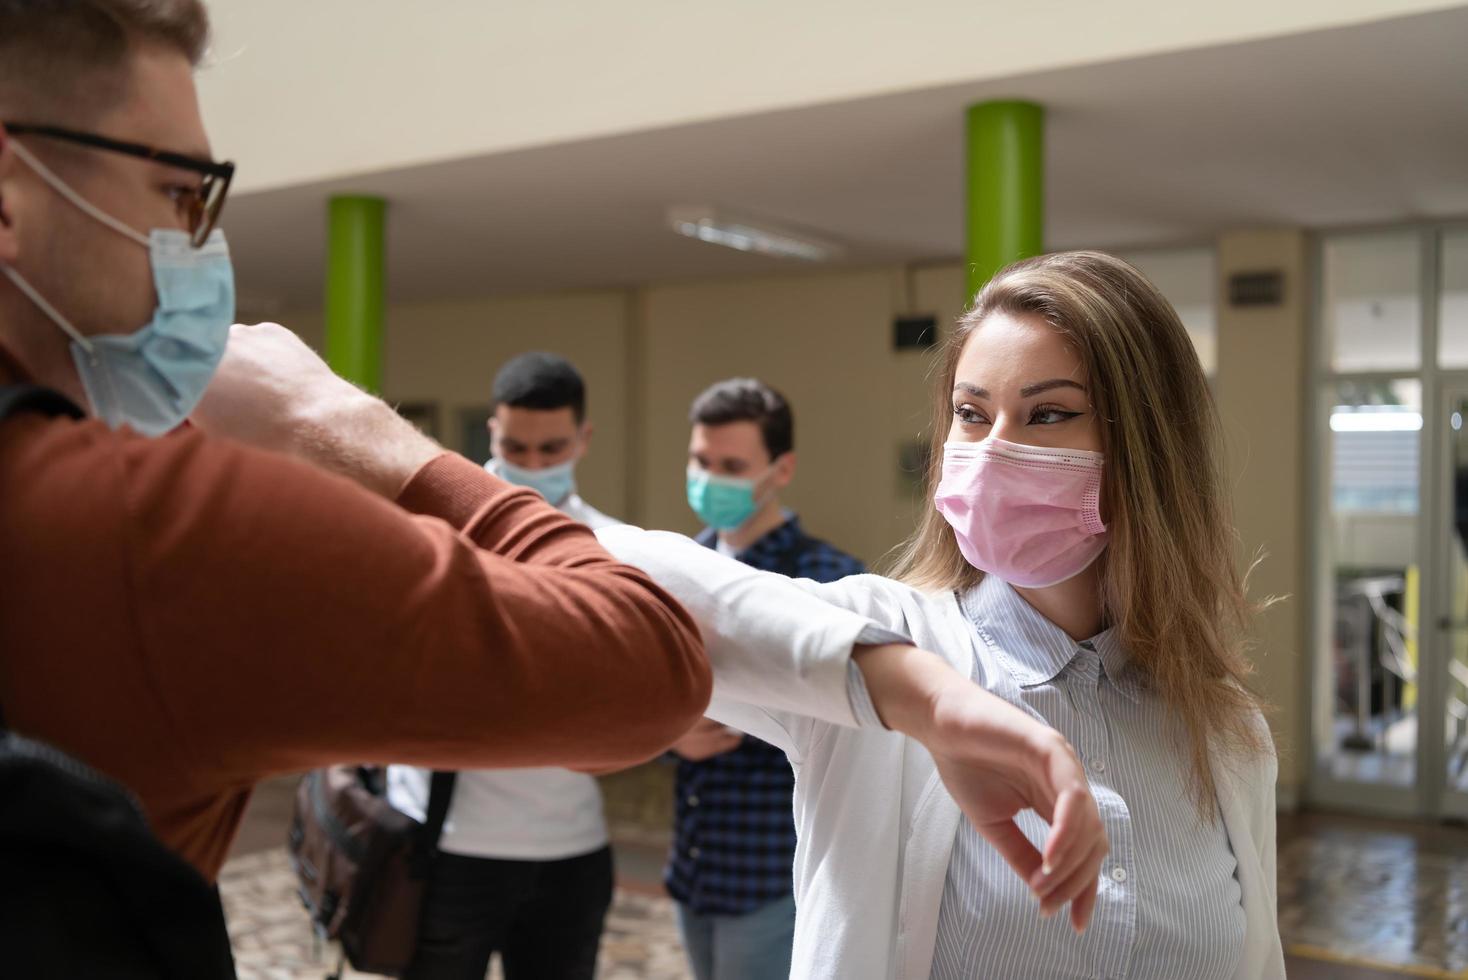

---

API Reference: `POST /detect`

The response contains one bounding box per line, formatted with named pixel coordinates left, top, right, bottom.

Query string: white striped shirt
left=928, top=576, right=1245, bottom=980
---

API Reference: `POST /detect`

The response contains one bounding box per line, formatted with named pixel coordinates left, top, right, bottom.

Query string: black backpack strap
left=421, top=771, right=458, bottom=850
left=0, top=384, right=84, bottom=423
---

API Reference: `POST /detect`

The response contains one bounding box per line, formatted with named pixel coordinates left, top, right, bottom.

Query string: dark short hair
left=0, top=0, right=211, bottom=123
left=492, top=352, right=587, bottom=423
left=689, top=378, right=793, bottom=460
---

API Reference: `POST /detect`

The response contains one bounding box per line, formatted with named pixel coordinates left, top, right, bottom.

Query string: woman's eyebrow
left=1019, top=378, right=1087, bottom=397
left=953, top=379, right=1086, bottom=398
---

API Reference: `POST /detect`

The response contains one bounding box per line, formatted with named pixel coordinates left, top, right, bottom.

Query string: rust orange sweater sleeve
left=117, top=434, right=710, bottom=782
left=0, top=391, right=708, bottom=878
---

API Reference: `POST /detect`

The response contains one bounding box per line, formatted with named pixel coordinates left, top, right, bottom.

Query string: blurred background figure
left=484, top=351, right=617, bottom=528
left=668, top=378, right=865, bottom=980
left=386, top=353, right=618, bottom=980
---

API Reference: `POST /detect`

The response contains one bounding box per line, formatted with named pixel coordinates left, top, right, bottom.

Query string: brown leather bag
left=287, top=766, right=456, bottom=978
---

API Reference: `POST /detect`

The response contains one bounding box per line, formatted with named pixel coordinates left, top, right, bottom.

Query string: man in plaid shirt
left=668, top=378, right=866, bottom=980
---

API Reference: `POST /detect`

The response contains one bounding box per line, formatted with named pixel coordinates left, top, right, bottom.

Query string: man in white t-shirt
left=388, top=352, right=616, bottom=979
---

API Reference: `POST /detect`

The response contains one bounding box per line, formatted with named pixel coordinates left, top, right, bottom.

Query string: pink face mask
left=933, top=437, right=1108, bottom=588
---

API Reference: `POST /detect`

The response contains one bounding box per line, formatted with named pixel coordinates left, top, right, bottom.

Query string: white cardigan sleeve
left=595, top=526, right=907, bottom=756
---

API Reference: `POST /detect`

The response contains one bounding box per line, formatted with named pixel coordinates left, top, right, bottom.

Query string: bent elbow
left=604, top=583, right=712, bottom=765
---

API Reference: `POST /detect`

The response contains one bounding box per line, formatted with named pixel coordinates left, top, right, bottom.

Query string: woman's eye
left=953, top=405, right=989, bottom=426
left=1031, top=406, right=1082, bottom=425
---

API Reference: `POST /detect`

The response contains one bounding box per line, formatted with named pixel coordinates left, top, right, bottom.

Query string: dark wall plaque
left=894, top=314, right=939, bottom=350
left=1228, top=270, right=1285, bottom=308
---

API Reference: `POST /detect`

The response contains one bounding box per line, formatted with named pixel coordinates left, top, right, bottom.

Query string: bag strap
left=0, top=384, right=83, bottom=735
left=421, top=770, right=458, bottom=850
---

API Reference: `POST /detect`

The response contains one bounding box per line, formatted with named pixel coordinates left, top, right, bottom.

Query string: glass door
left=1310, top=232, right=1425, bottom=815
left=1311, top=225, right=1468, bottom=818
left=1313, top=379, right=1423, bottom=812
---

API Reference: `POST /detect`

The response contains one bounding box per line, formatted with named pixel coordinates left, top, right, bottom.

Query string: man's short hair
left=689, top=378, right=794, bottom=460
left=0, top=0, right=211, bottom=123
left=492, top=352, right=587, bottom=424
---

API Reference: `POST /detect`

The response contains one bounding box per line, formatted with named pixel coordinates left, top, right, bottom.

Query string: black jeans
left=402, top=846, right=614, bottom=980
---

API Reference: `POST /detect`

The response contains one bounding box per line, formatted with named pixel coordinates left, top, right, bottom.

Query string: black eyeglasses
left=5, top=122, right=235, bottom=248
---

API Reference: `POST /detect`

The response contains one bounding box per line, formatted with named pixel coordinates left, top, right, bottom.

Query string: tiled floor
left=223, top=778, right=1468, bottom=979
left=1277, top=811, right=1468, bottom=979
left=220, top=847, right=691, bottom=980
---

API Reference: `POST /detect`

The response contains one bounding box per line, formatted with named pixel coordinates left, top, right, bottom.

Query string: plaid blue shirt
left=665, top=515, right=866, bottom=915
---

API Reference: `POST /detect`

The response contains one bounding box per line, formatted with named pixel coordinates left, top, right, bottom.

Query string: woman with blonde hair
left=601, top=250, right=1282, bottom=979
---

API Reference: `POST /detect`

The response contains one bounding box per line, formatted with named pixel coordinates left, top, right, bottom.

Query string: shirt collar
left=959, top=574, right=1140, bottom=701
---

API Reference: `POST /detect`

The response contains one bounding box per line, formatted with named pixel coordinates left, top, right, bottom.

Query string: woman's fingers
left=1067, top=842, right=1108, bottom=933
left=1037, top=839, right=1105, bottom=924
left=977, top=818, right=1045, bottom=889
left=1033, top=785, right=1105, bottom=894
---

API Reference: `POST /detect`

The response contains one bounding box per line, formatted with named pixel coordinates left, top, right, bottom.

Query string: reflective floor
left=1277, top=811, right=1468, bottom=979
left=224, top=779, right=1468, bottom=979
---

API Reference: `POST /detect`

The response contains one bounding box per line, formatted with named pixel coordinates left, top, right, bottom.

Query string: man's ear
left=578, top=420, right=594, bottom=456
left=772, top=450, right=797, bottom=490
left=0, top=130, right=20, bottom=265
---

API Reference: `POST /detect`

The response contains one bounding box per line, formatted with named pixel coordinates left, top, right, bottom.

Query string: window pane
left=1323, top=234, right=1422, bottom=373
left=1116, top=247, right=1216, bottom=375
left=1320, top=379, right=1420, bottom=787
left=1440, top=231, right=1468, bottom=368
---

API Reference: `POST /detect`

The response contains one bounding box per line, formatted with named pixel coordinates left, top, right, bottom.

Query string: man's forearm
left=284, top=387, right=440, bottom=498
left=291, top=388, right=442, bottom=498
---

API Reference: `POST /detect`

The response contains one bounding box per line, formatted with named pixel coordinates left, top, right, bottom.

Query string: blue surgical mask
left=0, top=140, right=235, bottom=437
left=686, top=468, right=762, bottom=531
left=489, top=457, right=578, bottom=506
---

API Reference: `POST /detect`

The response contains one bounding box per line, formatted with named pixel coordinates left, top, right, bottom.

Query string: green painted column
left=965, top=101, right=1044, bottom=300
left=325, top=195, right=386, bottom=392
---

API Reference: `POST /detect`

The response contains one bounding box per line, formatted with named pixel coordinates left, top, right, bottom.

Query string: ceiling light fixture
left=667, top=207, right=842, bottom=262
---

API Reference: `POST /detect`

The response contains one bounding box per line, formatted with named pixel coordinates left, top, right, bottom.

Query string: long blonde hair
left=890, top=250, right=1267, bottom=814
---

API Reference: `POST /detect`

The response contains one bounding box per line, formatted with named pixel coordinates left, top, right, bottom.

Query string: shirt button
left=1111, top=867, right=1128, bottom=883
left=1093, top=759, right=1107, bottom=773
left=688, top=795, right=700, bottom=807
left=689, top=846, right=702, bottom=859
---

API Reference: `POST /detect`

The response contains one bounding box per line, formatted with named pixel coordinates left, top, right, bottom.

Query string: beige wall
left=1215, top=229, right=1311, bottom=805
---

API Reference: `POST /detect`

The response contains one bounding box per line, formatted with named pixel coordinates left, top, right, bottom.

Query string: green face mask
left=686, top=469, right=760, bottom=531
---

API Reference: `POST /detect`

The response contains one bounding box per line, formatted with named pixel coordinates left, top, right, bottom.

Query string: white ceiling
left=223, top=6, right=1468, bottom=314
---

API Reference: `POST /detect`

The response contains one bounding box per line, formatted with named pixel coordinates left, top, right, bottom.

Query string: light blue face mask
left=686, top=468, right=763, bottom=531
left=489, top=457, right=578, bottom=506
left=0, top=140, right=235, bottom=437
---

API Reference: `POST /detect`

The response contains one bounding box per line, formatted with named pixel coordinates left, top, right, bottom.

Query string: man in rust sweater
left=0, top=0, right=710, bottom=883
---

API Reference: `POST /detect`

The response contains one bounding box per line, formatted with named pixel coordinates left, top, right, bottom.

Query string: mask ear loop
left=0, top=263, right=94, bottom=354
left=7, top=140, right=150, bottom=247
left=2, top=139, right=155, bottom=356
